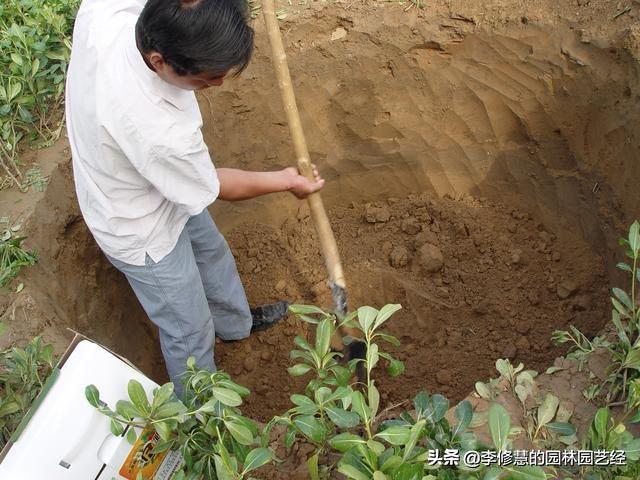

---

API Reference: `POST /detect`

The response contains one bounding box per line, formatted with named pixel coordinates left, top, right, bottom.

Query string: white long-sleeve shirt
left=65, top=0, right=220, bottom=266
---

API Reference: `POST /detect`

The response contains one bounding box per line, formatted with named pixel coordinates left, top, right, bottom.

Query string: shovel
left=261, top=0, right=365, bottom=365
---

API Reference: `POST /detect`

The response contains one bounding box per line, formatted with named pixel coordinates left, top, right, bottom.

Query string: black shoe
left=250, top=300, right=289, bottom=332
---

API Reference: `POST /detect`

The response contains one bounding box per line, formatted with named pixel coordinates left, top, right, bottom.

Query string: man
left=65, top=0, right=324, bottom=397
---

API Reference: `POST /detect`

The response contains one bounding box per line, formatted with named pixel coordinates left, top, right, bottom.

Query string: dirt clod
left=401, top=217, right=422, bottom=235
left=418, top=243, right=444, bottom=273
left=275, top=280, right=287, bottom=293
left=503, top=344, right=517, bottom=359
left=516, top=336, right=531, bottom=354
left=510, top=249, right=523, bottom=265
left=436, top=370, right=452, bottom=385
left=389, top=246, right=410, bottom=268
left=244, top=355, right=257, bottom=373
left=515, top=321, right=531, bottom=335
left=557, top=278, right=578, bottom=299
left=364, top=204, right=391, bottom=223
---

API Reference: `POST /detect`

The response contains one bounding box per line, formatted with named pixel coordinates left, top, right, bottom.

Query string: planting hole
left=16, top=25, right=640, bottom=422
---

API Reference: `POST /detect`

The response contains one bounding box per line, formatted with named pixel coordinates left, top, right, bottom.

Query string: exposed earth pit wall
left=2, top=15, right=639, bottom=423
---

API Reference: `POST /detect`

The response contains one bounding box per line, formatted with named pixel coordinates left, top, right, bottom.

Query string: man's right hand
left=283, top=165, right=325, bottom=199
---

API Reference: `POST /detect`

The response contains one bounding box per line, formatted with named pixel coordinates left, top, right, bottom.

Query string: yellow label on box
left=119, top=429, right=181, bottom=480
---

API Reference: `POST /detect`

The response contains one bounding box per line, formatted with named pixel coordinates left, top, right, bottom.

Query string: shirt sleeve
left=140, top=128, right=220, bottom=216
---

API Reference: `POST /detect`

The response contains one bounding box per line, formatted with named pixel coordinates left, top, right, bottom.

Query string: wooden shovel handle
left=262, top=0, right=346, bottom=292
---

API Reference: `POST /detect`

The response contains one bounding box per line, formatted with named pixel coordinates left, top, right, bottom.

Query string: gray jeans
left=106, top=209, right=252, bottom=397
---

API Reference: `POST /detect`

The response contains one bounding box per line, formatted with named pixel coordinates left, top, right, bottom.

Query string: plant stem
left=0, top=154, right=23, bottom=191
left=632, top=255, right=638, bottom=331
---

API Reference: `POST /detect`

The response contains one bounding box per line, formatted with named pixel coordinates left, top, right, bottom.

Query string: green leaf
left=594, top=408, right=610, bottom=440
left=629, top=221, right=640, bottom=255
left=330, top=364, right=354, bottom=387
left=225, top=419, right=254, bottom=445
left=186, top=356, right=196, bottom=369
left=452, top=400, right=473, bottom=438
left=10, top=53, right=23, bottom=67
left=154, top=421, right=173, bottom=441
left=612, top=297, right=631, bottom=316
left=214, top=454, right=235, bottom=480
left=289, top=304, right=327, bottom=317
left=285, top=426, right=296, bottom=449
left=8, top=82, right=22, bottom=102
left=198, top=399, right=217, bottom=414
left=546, top=422, right=576, bottom=436
left=288, top=363, right=313, bottom=376
left=374, top=304, right=402, bottom=330
left=388, top=358, right=405, bottom=377
left=307, top=452, right=320, bottom=480
left=625, top=438, right=640, bottom=461
left=612, top=288, right=634, bottom=311
left=392, top=463, right=423, bottom=480
left=338, top=464, right=371, bottom=480
left=369, top=382, right=380, bottom=419
left=31, top=58, right=40, bottom=77
left=312, top=388, right=329, bottom=405
left=617, top=262, right=633, bottom=272
left=128, top=380, right=150, bottom=414
left=351, top=391, right=371, bottom=424
left=483, top=466, right=502, bottom=480
left=376, top=333, right=400, bottom=346
left=367, top=439, right=385, bottom=455
left=414, top=391, right=429, bottom=419
left=328, top=432, right=366, bottom=452
left=110, top=418, right=124, bottom=437
left=375, top=426, right=411, bottom=445
left=294, top=415, right=326, bottom=443
left=502, top=465, right=546, bottom=480
left=316, top=318, right=333, bottom=356
left=475, top=382, right=493, bottom=400
left=217, top=378, right=250, bottom=397
left=116, top=400, right=140, bottom=419
left=155, top=401, right=186, bottom=419
left=367, top=343, right=380, bottom=370
left=427, top=394, right=449, bottom=423
left=152, top=383, right=174, bottom=410
left=242, top=447, right=273, bottom=474
left=126, top=427, right=138, bottom=445
left=403, top=419, right=425, bottom=461
left=291, top=394, right=319, bottom=415
left=85, top=385, right=101, bottom=408
left=294, top=336, right=313, bottom=351
left=325, top=405, right=360, bottom=428
left=357, top=306, right=378, bottom=333
left=380, top=454, right=402, bottom=473
left=537, top=393, right=560, bottom=430
left=0, top=400, right=21, bottom=417
left=488, top=403, right=510, bottom=451
left=211, top=387, right=242, bottom=407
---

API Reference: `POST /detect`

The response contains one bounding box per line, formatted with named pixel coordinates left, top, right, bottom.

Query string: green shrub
left=0, top=0, right=79, bottom=188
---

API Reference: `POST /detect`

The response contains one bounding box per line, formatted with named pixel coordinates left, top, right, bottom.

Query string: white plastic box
left=0, top=334, right=171, bottom=479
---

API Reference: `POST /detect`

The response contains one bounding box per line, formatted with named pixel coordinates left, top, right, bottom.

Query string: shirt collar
left=125, top=28, right=193, bottom=111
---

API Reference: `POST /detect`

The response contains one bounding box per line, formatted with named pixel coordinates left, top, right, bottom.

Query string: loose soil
left=223, top=192, right=609, bottom=421
left=2, top=0, right=640, bottom=439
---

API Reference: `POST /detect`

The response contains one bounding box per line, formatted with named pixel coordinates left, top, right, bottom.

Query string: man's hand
left=283, top=165, right=325, bottom=199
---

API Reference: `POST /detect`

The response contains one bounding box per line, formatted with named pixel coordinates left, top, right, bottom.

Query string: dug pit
left=5, top=8, right=640, bottom=423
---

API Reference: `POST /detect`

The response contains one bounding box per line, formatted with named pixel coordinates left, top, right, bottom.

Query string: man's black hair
left=136, top=0, right=254, bottom=77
